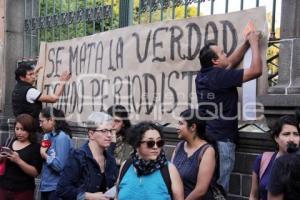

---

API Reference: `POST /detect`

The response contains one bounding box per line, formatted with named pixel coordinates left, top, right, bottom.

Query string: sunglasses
left=140, top=140, right=165, bottom=148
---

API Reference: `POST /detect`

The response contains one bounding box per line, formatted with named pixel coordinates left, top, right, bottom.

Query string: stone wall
left=229, top=132, right=275, bottom=199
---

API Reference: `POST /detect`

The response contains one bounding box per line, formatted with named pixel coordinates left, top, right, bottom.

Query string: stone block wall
left=228, top=132, right=275, bottom=199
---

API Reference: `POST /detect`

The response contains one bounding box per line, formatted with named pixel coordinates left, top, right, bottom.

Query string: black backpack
left=118, top=158, right=173, bottom=199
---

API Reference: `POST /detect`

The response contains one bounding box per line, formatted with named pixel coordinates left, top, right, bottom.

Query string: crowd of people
left=0, top=27, right=299, bottom=200
left=1, top=107, right=300, bottom=200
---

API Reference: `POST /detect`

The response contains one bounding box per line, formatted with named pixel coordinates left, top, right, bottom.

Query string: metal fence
left=23, top=0, right=280, bottom=85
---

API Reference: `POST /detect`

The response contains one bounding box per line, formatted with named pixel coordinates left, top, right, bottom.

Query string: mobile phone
left=0, top=147, right=13, bottom=155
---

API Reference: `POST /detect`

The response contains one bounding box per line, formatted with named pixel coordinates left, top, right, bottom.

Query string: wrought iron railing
left=267, top=39, right=280, bottom=86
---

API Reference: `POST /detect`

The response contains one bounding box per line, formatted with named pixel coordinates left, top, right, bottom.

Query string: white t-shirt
left=26, top=88, right=41, bottom=103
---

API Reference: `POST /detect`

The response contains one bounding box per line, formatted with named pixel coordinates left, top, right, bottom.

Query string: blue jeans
left=217, top=141, right=236, bottom=191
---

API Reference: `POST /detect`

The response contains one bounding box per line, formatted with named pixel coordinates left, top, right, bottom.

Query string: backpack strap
left=117, top=158, right=133, bottom=193
left=197, top=143, right=211, bottom=164
left=119, top=158, right=133, bottom=184
left=259, top=152, right=275, bottom=180
left=160, top=163, right=173, bottom=200
left=197, top=144, right=227, bottom=197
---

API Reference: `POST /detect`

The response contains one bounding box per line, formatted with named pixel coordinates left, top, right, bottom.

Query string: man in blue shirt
left=195, top=31, right=262, bottom=190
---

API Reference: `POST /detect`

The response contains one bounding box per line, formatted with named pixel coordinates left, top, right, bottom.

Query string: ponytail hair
left=179, top=108, right=220, bottom=178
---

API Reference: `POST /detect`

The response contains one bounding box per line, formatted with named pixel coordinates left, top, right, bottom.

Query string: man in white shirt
left=12, top=62, right=71, bottom=120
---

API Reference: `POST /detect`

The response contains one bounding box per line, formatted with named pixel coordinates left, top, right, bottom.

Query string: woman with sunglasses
left=249, top=115, right=300, bottom=200
left=116, top=121, right=184, bottom=200
left=0, top=114, right=43, bottom=200
left=39, top=107, right=73, bottom=200
left=56, top=112, right=118, bottom=200
left=172, top=109, right=219, bottom=200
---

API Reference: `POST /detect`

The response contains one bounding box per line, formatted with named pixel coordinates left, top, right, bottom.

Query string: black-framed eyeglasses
left=93, top=129, right=116, bottom=135
left=140, top=140, right=165, bottom=148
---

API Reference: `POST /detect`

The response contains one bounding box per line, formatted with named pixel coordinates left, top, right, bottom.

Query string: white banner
left=37, top=7, right=268, bottom=124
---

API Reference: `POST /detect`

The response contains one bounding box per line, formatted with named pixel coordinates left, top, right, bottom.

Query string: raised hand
left=243, top=21, right=256, bottom=41
left=59, top=70, right=72, bottom=82
left=247, top=31, right=262, bottom=46
left=34, top=65, right=43, bottom=75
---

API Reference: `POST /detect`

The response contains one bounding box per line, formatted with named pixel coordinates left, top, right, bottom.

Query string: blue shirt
left=195, top=67, right=244, bottom=142
left=39, top=130, right=72, bottom=192
left=118, top=164, right=171, bottom=200
left=253, top=152, right=277, bottom=200
left=56, top=142, right=118, bottom=200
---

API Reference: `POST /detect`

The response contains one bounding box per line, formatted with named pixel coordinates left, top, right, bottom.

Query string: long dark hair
left=289, top=152, right=300, bottom=199
left=15, top=114, right=37, bottom=143
left=40, top=107, right=72, bottom=138
left=107, top=105, right=131, bottom=137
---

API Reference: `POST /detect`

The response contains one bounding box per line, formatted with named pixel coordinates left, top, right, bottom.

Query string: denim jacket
left=56, top=142, right=118, bottom=200
left=39, top=130, right=72, bottom=192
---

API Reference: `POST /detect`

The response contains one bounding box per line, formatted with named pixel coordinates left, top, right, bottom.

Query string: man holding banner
left=12, top=62, right=71, bottom=122
left=195, top=28, right=263, bottom=191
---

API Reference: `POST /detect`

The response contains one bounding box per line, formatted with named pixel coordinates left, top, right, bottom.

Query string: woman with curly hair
left=116, top=121, right=184, bottom=200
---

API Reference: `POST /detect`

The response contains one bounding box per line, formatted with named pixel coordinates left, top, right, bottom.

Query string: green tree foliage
left=38, top=0, right=199, bottom=42
left=132, top=0, right=199, bottom=24
left=266, top=12, right=280, bottom=86
left=39, top=0, right=119, bottom=42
